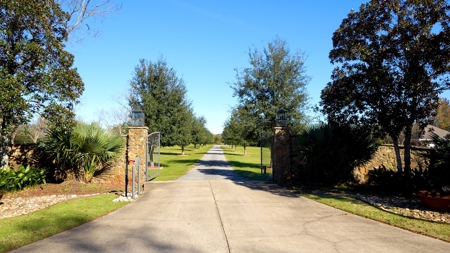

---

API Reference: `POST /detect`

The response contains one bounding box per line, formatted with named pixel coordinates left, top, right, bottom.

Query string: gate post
left=272, top=126, right=292, bottom=186
left=128, top=126, right=148, bottom=190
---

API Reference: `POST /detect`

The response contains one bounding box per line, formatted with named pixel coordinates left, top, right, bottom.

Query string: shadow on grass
left=159, top=152, right=179, bottom=156
left=221, top=151, right=247, bottom=157
left=306, top=193, right=366, bottom=205
left=169, top=159, right=201, bottom=165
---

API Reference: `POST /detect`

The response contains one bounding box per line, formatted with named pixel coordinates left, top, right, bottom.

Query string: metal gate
left=146, top=132, right=161, bottom=181
left=259, top=131, right=273, bottom=177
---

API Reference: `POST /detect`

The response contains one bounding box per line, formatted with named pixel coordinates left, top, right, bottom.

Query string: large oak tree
left=0, top=0, right=84, bottom=167
left=321, top=0, right=450, bottom=174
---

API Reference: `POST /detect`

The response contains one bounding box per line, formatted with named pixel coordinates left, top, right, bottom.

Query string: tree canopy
left=128, top=58, right=195, bottom=149
left=230, top=37, right=310, bottom=140
left=320, top=0, right=450, bottom=173
left=222, top=107, right=255, bottom=155
left=0, top=0, right=84, bottom=167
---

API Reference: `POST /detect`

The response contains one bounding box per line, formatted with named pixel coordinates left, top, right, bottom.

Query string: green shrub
left=0, top=166, right=47, bottom=191
left=368, top=165, right=433, bottom=194
left=43, top=122, right=125, bottom=182
left=421, top=133, right=450, bottom=189
left=296, top=123, right=379, bottom=185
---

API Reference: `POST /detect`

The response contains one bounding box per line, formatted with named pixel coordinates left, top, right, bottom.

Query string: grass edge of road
left=153, top=144, right=214, bottom=181
left=220, top=145, right=271, bottom=181
left=0, top=194, right=128, bottom=253
left=302, top=193, right=450, bottom=243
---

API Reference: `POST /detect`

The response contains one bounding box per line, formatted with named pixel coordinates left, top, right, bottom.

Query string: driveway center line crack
left=209, top=180, right=231, bottom=253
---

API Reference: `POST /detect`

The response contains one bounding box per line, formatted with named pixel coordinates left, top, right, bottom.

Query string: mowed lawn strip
left=303, top=193, right=450, bottom=242
left=220, top=145, right=450, bottom=242
left=0, top=194, right=128, bottom=253
left=154, top=144, right=213, bottom=181
left=221, top=145, right=271, bottom=181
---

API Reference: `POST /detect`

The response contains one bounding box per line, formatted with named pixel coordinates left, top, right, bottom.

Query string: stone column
left=272, top=126, right=291, bottom=186
left=128, top=127, right=148, bottom=186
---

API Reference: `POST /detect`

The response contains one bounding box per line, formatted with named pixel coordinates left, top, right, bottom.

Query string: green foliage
left=421, top=133, right=450, bottom=189
left=0, top=166, right=47, bottom=192
left=222, top=107, right=256, bottom=154
left=214, top=134, right=222, bottom=144
left=0, top=0, right=84, bottom=167
left=43, top=122, right=124, bottom=182
left=296, top=124, right=379, bottom=185
left=13, top=126, right=35, bottom=145
left=231, top=37, right=310, bottom=136
left=368, top=165, right=432, bottom=194
left=321, top=0, right=450, bottom=174
left=128, top=57, right=194, bottom=148
left=191, top=116, right=212, bottom=148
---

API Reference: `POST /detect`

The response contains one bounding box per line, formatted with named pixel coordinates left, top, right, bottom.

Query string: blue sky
left=68, top=0, right=449, bottom=134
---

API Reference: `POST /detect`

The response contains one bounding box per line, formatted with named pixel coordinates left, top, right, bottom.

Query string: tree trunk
left=403, top=125, right=413, bottom=176
left=10, top=126, right=20, bottom=145
left=391, top=135, right=403, bottom=174
left=0, top=134, right=11, bottom=168
left=244, top=145, right=247, bottom=156
left=181, top=145, right=185, bottom=156
left=150, top=145, right=154, bottom=167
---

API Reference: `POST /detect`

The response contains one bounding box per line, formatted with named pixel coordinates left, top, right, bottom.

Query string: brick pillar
left=272, top=126, right=291, bottom=186
left=128, top=127, right=148, bottom=184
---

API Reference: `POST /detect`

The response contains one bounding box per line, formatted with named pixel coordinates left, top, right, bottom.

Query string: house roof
left=419, top=125, right=450, bottom=140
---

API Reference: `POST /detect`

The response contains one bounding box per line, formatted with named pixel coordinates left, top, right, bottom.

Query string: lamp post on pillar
left=127, top=108, right=148, bottom=196
left=276, top=109, right=288, bottom=127
left=131, top=109, right=145, bottom=127
left=272, top=109, right=291, bottom=186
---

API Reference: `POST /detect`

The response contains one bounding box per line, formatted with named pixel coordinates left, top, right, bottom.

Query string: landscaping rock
left=0, top=194, right=99, bottom=219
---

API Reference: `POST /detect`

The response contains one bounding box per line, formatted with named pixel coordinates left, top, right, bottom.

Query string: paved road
left=12, top=145, right=450, bottom=252
left=177, top=145, right=249, bottom=181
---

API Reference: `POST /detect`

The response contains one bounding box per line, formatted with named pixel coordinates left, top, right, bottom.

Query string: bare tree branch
left=57, top=0, right=122, bottom=41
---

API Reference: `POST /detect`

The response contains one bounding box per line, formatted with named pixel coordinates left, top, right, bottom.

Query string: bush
left=421, top=133, right=450, bottom=189
left=368, top=165, right=432, bottom=194
left=296, top=123, right=379, bottom=185
left=43, top=122, right=125, bottom=182
left=0, top=166, right=47, bottom=192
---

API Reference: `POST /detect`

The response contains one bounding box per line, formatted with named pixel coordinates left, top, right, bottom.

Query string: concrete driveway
left=12, top=146, right=450, bottom=252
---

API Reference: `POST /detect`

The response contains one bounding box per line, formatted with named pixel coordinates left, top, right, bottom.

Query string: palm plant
left=44, top=122, right=124, bottom=182
left=43, top=128, right=78, bottom=180
left=297, top=123, right=378, bottom=184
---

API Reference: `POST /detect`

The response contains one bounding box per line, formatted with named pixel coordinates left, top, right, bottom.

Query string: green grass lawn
left=153, top=144, right=213, bottom=181
left=221, top=145, right=271, bottom=181
left=0, top=194, right=128, bottom=253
